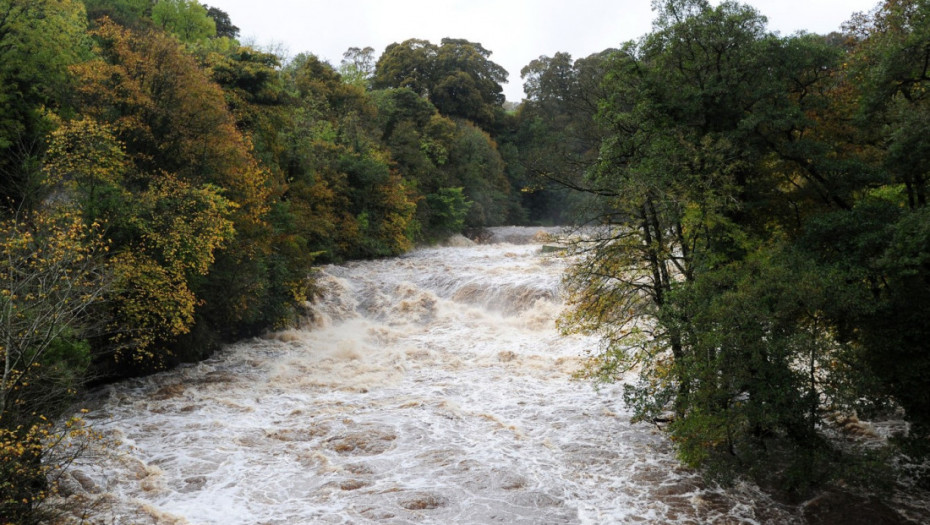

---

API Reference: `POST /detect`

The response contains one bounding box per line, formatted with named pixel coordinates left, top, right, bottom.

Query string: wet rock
left=327, top=429, right=397, bottom=455
left=802, top=491, right=907, bottom=525
left=399, top=492, right=446, bottom=510
left=498, top=350, right=517, bottom=362
left=344, top=463, right=374, bottom=475
left=181, top=475, right=206, bottom=493
left=532, top=230, right=555, bottom=243
left=499, top=472, right=527, bottom=490
left=442, top=234, right=476, bottom=247
left=71, top=470, right=101, bottom=493
left=340, top=479, right=370, bottom=491
left=200, top=371, right=237, bottom=384
left=151, top=383, right=186, bottom=400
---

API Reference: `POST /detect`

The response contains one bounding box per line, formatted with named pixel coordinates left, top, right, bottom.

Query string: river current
left=62, top=227, right=808, bottom=524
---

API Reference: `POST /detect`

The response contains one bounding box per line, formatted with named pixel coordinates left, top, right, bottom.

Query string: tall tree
left=817, top=0, right=930, bottom=451
left=373, top=38, right=508, bottom=127
left=561, top=0, right=872, bottom=492
left=339, top=46, right=376, bottom=89
left=512, top=50, right=612, bottom=223
left=204, top=4, right=238, bottom=38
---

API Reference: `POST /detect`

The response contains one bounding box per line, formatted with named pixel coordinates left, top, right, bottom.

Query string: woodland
left=1, top=0, right=929, bottom=521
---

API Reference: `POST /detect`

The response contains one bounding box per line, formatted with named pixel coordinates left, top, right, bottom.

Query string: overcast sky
left=208, top=0, right=880, bottom=102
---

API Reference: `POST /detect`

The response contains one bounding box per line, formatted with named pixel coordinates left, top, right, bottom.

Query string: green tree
left=511, top=50, right=612, bottom=223
left=339, top=46, right=376, bottom=89
left=373, top=38, right=508, bottom=127
left=814, top=0, right=930, bottom=457
left=151, top=0, right=216, bottom=43
left=282, top=54, right=418, bottom=259
left=561, top=0, right=871, bottom=492
left=82, top=0, right=153, bottom=27
left=204, top=4, right=238, bottom=38
left=0, top=0, right=87, bottom=208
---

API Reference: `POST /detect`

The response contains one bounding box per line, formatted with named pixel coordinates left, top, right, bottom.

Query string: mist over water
left=63, top=227, right=802, bottom=524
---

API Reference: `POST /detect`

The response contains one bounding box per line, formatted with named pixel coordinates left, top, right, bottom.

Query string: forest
left=1, top=0, right=929, bottom=521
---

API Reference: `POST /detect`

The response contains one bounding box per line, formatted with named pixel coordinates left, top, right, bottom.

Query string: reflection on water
left=61, top=227, right=804, bottom=524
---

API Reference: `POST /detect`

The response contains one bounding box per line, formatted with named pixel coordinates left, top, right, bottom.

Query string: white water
left=61, top=227, right=801, bottom=524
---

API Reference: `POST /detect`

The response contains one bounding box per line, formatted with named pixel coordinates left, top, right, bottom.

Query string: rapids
left=61, top=226, right=805, bottom=524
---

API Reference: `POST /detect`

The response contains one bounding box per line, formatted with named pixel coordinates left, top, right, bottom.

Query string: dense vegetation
left=556, top=0, right=930, bottom=501
left=1, top=0, right=928, bottom=520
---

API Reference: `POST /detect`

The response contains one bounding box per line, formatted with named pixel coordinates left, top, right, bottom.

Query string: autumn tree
left=0, top=207, right=110, bottom=522
left=64, top=20, right=303, bottom=364
left=0, top=208, right=110, bottom=426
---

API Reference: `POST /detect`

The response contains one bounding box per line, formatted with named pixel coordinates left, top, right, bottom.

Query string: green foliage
left=561, top=0, right=930, bottom=493
left=373, top=38, right=508, bottom=127
left=204, top=4, right=238, bottom=38
left=83, top=0, right=153, bottom=27
left=339, top=46, right=376, bottom=89
left=151, top=0, right=216, bottom=43
left=0, top=0, right=88, bottom=209
left=425, top=187, right=472, bottom=236
left=509, top=50, right=613, bottom=224
left=446, top=121, right=509, bottom=227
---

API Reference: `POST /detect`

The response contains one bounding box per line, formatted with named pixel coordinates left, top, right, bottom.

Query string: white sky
left=207, top=0, right=880, bottom=102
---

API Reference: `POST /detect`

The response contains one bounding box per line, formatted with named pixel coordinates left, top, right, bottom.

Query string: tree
left=560, top=0, right=873, bottom=492
left=0, top=209, right=109, bottom=425
left=204, top=4, right=238, bottom=38
left=815, top=0, right=930, bottom=453
left=82, top=0, right=153, bottom=28
left=339, top=46, right=376, bottom=89
left=0, top=207, right=110, bottom=522
left=0, top=0, right=87, bottom=209
left=67, top=21, right=293, bottom=364
left=151, top=0, right=216, bottom=42
left=281, top=55, right=419, bottom=259
left=511, top=50, right=613, bottom=223
left=373, top=38, right=508, bottom=127
left=44, top=117, right=236, bottom=366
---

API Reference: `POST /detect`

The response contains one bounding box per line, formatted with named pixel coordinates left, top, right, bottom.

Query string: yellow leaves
left=136, top=175, right=236, bottom=277
left=44, top=117, right=128, bottom=192
left=1, top=413, right=108, bottom=518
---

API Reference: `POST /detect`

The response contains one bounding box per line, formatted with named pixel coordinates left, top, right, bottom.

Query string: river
left=61, top=226, right=810, bottom=524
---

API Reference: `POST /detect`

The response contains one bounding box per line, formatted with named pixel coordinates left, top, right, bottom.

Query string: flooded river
left=62, top=227, right=810, bottom=523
